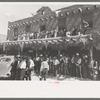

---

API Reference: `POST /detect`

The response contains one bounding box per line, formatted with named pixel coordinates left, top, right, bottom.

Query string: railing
left=0, top=34, right=89, bottom=45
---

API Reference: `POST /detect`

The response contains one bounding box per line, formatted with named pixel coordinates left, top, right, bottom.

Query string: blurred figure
left=71, top=26, right=78, bottom=36
left=92, top=61, right=98, bottom=80
left=63, top=55, right=69, bottom=77
left=35, top=56, right=41, bottom=75
left=59, top=55, right=65, bottom=76
left=81, top=55, right=89, bottom=79
left=40, top=57, right=49, bottom=81
left=74, top=53, right=82, bottom=78
left=18, top=56, right=26, bottom=80
left=52, top=57, right=60, bottom=78
left=48, top=56, right=53, bottom=75
left=25, top=57, right=35, bottom=80
left=71, top=55, right=76, bottom=77
left=11, top=55, right=20, bottom=80
left=66, top=31, right=71, bottom=37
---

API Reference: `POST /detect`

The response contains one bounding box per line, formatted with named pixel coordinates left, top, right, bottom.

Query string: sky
left=0, top=2, right=72, bottom=36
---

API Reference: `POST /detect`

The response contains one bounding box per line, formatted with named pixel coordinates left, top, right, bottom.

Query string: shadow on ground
left=0, top=77, right=12, bottom=80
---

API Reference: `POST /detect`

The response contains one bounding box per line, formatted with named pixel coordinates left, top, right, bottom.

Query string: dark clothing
left=19, top=69, right=26, bottom=80
left=11, top=60, right=18, bottom=80
left=59, top=58, right=64, bottom=75
left=25, top=59, right=31, bottom=80
left=48, top=61, right=53, bottom=75
left=15, top=68, right=20, bottom=80
left=71, top=63, right=76, bottom=77
left=35, top=60, right=41, bottom=74
left=72, top=28, right=77, bottom=36
left=76, top=64, right=82, bottom=78
left=40, top=68, right=48, bottom=81
left=25, top=69, right=31, bottom=80
left=81, top=58, right=89, bottom=78
left=53, top=65, right=58, bottom=77
left=64, top=63, right=69, bottom=76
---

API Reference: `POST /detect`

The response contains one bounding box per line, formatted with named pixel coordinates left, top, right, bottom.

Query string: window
left=81, top=12, right=93, bottom=28
left=58, top=16, right=66, bottom=30
left=0, top=58, right=11, bottom=62
left=25, top=24, right=31, bottom=32
left=14, top=27, right=18, bottom=40
left=40, top=25, right=46, bottom=32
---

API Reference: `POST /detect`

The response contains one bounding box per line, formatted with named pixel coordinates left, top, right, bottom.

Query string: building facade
left=2, top=5, right=100, bottom=58
left=7, top=5, right=100, bottom=41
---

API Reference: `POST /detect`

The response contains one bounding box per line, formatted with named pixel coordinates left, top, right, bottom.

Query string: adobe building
left=1, top=5, right=100, bottom=61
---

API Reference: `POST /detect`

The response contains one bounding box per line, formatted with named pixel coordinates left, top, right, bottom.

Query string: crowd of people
left=15, top=19, right=90, bottom=41
left=10, top=52, right=100, bottom=81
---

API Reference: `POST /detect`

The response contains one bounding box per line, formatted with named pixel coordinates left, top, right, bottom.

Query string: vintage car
left=0, top=55, right=14, bottom=77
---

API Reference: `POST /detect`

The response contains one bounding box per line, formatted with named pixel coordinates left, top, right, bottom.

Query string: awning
left=0, top=34, right=90, bottom=51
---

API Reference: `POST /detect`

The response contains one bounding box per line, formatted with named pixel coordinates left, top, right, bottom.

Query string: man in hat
left=35, top=55, right=42, bottom=75
left=11, top=55, right=20, bottom=80
left=53, top=56, right=60, bottom=78
left=81, top=54, right=89, bottom=79
left=59, top=55, right=65, bottom=76
left=25, top=57, right=35, bottom=80
left=18, top=56, right=26, bottom=80
left=63, top=55, right=69, bottom=77
left=74, top=53, right=82, bottom=78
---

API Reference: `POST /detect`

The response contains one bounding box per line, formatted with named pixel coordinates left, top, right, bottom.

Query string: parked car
left=0, top=55, right=14, bottom=77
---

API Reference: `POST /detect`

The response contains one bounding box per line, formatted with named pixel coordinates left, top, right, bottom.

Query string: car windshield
left=0, top=58, right=11, bottom=62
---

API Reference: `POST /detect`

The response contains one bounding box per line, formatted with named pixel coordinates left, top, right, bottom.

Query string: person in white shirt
left=25, top=57, right=35, bottom=80
left=18, top=57, right=26, bottom=80
left=40, top=57, right=49, bottom=81
left=29, top=58, right=35, bottom=69
left=66, top=31, right=71, bottom=37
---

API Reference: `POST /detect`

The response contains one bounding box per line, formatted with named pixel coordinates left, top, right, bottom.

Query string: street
left=31, top=73, right=90, bottom=81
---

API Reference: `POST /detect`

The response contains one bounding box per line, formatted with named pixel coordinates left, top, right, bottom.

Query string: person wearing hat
left=10, top=55, right=20, bottom=80
left=53, top=56, right=60, bottom=78
left=63, top=55, right=69, bottom=77
left=17, top=56, right=26, bottom=80
left=92, top=61, right=98, bottom=80
left=25, top=57, right=35, bottom=80
left=81, top=54, right=89, bottom=79
left=39, top=57, right=49, bottom=81
left=59, top=55, right=65, bottom=76
left=74, top=53, right=82, bottom=78
left=35, top=56, right=41, bottom=75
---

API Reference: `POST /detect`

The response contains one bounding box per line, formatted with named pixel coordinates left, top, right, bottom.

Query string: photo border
left=0, top=0, right=99, bottom=99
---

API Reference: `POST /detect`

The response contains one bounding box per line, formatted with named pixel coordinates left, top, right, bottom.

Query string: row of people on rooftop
left=14, top=20, right=90, bottom=41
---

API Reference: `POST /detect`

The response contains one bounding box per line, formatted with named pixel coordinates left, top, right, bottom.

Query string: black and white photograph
left=0, top=2, right=100, bottom=82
